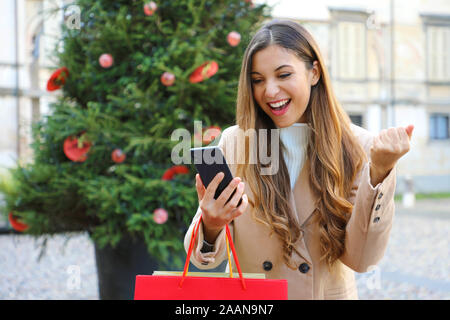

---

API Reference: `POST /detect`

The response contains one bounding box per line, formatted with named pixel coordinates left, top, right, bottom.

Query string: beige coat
left=184, top=124, right=397, bottom=300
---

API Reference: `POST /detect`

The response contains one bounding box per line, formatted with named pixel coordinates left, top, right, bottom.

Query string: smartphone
left=190, top=146, right=243, bottom=207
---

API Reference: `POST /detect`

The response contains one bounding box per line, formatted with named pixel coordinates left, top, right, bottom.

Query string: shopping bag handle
left=179, top=213, right=246, bottom=290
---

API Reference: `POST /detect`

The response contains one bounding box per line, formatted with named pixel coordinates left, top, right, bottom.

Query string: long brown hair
left=234, top=19, right=367, bottom=271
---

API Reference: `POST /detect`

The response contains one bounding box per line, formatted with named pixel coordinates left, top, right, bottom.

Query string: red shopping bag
left=134, top=214, right=288, bottom=300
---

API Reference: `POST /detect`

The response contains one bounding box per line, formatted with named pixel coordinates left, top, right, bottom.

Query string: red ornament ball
left=227, top=31, right=241, bottom=47
left=111, top=149, right=126, bottom=163
left=203, top=126, right=222, bottom=145
left=153, top=208, right=168, bottom=224
left=99, top=53, right=114, bottom=68
left=47, top=67, right=69, bottom=91
left=162, top=165, right=189, bottom=181
left=63, top=135, right=91, bottom=162
left=144, top=1, right=158, bottom=16
left=8, top=212, right=29, bottom=232
left=161, top=72, right=175, bottom=86
left=189, top=61, right=219, bottom=83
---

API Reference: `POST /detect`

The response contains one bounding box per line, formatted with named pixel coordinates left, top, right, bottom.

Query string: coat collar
left=290, top=158, right=319, bottom=228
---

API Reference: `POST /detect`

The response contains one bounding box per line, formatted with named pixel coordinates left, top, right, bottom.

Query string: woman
left=185, top=19, right=413, bottom=299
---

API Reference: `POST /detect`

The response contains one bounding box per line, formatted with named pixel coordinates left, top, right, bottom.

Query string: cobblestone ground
left=355, top=198, right=450, bottom=300
left=0, top=199, right=449, bottom=300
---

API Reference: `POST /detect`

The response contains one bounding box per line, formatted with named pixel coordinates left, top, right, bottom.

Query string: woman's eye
left=251, top=79, right=262, bottom=84
left=280, top=73, right=291, bottom=79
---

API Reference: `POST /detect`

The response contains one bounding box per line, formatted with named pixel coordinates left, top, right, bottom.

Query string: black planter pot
left=93, top=233, right=228, bottom=300
left=93, top=234, right=159, bottom=300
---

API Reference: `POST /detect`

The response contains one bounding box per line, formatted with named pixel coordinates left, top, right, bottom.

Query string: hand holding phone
left=191, top=147, right=249, bottom=242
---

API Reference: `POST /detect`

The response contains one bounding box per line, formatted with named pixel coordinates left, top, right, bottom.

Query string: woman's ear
left=310, top=60, right=320, bottom=86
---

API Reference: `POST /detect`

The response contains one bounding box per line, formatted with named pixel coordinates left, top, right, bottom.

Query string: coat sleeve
left=183, top=127, right=235, bottom=270
left=339, top=129, right=397, bottom=273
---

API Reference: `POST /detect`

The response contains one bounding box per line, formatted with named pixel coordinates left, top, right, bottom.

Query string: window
left=426, top=26, right=450, bottom=81
left=429, top=114, right=449, bottom=140
left=349, top=114, right=363, bottom=127
left=336, top=21, right=366, bottom=79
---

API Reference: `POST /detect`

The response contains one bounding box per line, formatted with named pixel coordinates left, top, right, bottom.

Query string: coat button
left=378, top=192, right=384, bottom=199
left=263, top=261, right=272, bottom=271
left=298, top=263, right=310, bottom=274
left=373, top=217, right=380, bottom=223
left=375, top=204, right=381, bottom=211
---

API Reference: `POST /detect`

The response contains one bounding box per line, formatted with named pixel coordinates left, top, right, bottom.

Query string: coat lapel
left=287, top=159, right=318, bottom=265
left=290, top=159, right=319, bottom=228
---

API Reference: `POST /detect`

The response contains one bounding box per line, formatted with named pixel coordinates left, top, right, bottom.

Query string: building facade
left=0, top=0, right=62, bottom=170
left=264, top=0, right=450, bottom=193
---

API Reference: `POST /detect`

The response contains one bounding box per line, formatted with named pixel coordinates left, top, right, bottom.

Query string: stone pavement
left=355, top=198, right=450, bottom=299
left=0, top=198, right=449, bottom=300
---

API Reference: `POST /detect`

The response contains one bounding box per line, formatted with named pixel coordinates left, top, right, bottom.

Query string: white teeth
left=269, top=99, right=290, bottom=108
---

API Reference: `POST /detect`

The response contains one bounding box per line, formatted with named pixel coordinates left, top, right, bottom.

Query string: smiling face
left=250, top=45, right=319, bottom=128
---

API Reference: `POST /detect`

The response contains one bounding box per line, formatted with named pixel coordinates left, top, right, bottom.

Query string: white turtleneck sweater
left=277, top=123, right=311, bottom=189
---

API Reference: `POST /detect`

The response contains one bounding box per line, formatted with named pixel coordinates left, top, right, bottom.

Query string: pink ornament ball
left=161, top=72, right=175, bottom=86
left=153, top=208, right=168, bottom=224
left=245, top=0, right=255, bottom=8
left=99, top=53, right=114, bottom=68
left=144, top=2, right=158, bottom=16
left=227, top=31, right=241, bottom=47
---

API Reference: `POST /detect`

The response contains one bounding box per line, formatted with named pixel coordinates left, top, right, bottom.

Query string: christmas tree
left=0, top=0, right=270, bottom=268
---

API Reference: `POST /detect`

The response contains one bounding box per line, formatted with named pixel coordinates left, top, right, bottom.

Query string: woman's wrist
left=202, top=223, right=223, bottom=244
left=369, top=162, right=391, bottom=187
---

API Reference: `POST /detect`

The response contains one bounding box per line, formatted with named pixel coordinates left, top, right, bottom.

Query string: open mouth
left=268, top=99, right=291, bottom=115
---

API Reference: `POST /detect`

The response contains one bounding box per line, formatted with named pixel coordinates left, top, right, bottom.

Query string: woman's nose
left=265, top=80, right=280, bottom=99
